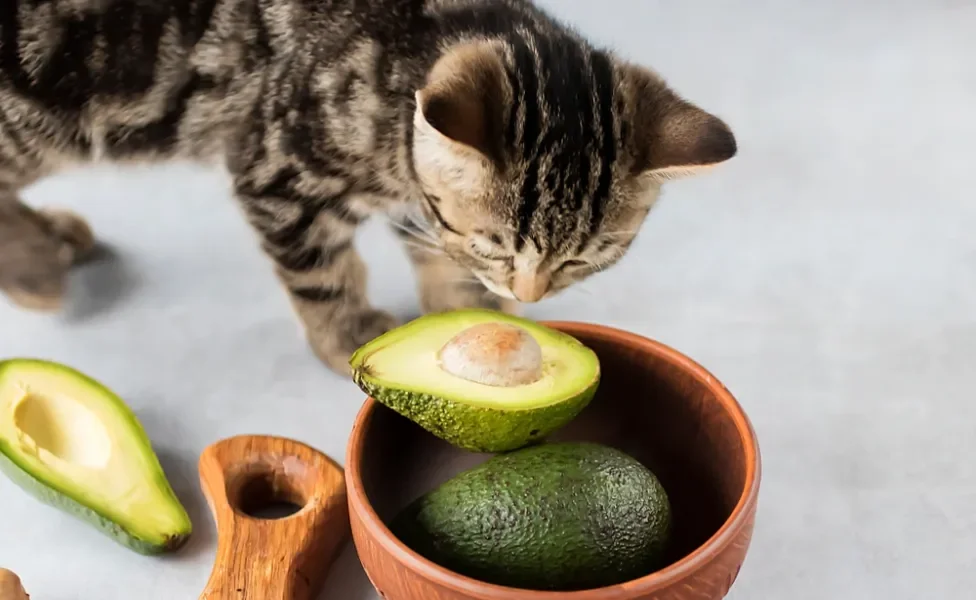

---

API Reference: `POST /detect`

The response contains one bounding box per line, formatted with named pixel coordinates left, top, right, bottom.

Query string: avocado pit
left=437, top=322, right=543, bottom=387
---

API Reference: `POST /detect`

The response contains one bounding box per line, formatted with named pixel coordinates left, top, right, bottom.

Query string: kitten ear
left=623, top=65, right=737, bottom=178
left=415, top=41, right=508, bottom=161
left=412, top=42, right=508, bottom=196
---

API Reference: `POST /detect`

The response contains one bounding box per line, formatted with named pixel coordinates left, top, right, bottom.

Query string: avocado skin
left=353, top=370, right=598, bottom=453
left=390, top=442, right=672, bottom=591
left=0, top=449, right=190, bottom=555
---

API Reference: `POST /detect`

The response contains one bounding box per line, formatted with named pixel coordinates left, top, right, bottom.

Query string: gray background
left=1, top=0, right=973, bottom=598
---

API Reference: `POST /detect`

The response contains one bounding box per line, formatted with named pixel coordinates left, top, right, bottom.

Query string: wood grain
left=344, top=320, right=762, bottom=600
left=198, top=435, right=350, bottom=600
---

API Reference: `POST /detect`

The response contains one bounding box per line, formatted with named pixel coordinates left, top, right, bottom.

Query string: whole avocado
left=391, top=442, right=672, bottom=591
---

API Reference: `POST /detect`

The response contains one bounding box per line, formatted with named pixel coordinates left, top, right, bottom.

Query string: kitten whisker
left=389, top=215, right=433, bottom=238
left=402, top=209, right=439, bottom=238
left=400, top=239, right=445, bottom=256
left=569, top=285, right=594, bottom=297
left=388, top=218, right=442, bottom=247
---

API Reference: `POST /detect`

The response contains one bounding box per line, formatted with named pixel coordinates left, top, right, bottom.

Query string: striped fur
left=0, top=0, right=736, bottom=376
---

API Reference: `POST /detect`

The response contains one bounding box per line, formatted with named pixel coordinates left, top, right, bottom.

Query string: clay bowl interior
left=346, top=321, right=761, bottom=599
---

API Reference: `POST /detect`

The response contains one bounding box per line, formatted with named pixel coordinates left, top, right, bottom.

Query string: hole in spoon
left=244, top=499, right=302, bottom=520
left=235, top=471, right=306, bottom=520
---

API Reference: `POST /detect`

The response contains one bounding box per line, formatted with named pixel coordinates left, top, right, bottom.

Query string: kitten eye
left=468, top=238, right=508, bottom=261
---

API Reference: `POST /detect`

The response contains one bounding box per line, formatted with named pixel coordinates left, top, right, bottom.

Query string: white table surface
left=2, top=1, right=975, bottom=598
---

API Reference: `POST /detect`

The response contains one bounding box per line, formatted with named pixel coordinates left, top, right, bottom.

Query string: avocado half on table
left=350, top=309, right=601, bottom=452
left=0, top=359, right=192, bottom=554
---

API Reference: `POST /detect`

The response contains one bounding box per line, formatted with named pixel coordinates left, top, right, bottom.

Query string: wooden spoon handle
left=198, top=435, right=350, bottom=600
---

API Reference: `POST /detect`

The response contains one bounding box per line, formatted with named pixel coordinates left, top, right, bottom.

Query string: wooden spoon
left=198, top=435, right=350, bottom=600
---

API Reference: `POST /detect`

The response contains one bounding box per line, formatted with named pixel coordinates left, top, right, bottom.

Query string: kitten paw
left=0, top=207, right=70, bottom=312
left=483, top=295, right=521, bottom=316
left=38, top=208, right=96, bottom=265
left=0, top=259, right=67, bottom=312
left=421, top=283, right=521, bottom=316
left=309, top=308, right=400, bottom=377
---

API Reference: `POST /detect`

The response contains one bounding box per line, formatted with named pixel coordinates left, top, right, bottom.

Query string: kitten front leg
left=285, top=244, right=398, bottom=376
left=393, top=221, right=519, bottom=316
left=236, top=183, right=397, bottom=377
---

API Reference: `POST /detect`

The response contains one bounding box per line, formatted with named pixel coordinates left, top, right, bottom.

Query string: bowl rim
left=345, top=320, right=762, bottom=598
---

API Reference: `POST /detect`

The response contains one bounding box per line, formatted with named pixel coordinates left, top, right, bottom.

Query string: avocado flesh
left=349, top=309, right=600, bottom=452
left=391, top=442, right=673, bottom=591
left=0, top=359, right=192, bottom=554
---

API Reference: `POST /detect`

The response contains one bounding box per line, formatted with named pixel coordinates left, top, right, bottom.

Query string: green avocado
left=349, top=308, right=600, bottom=453
left=391, top=442, right=673, bottom=591
left=0, top=359, right=192, bottom=554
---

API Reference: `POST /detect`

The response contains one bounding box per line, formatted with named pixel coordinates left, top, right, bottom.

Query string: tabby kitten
left=0, top=0, right=736, bottom=377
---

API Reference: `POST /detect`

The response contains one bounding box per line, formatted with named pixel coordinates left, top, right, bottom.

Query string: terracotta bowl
left=345, top=321, right=762, bottom=600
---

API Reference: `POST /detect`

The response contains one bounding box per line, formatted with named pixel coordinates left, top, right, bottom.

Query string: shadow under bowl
left=345, top=321, right=762, bottom=600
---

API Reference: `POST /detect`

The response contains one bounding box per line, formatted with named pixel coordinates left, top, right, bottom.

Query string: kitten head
left=410, top=37, right=736, bottom=303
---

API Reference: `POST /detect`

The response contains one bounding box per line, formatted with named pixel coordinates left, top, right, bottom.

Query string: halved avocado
left=0, top=359, right=192, bottom=554
left=349, top=309, right=600, bottom=452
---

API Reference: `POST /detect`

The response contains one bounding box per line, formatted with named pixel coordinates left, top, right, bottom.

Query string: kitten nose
left=511, top=271, right=549, bottom=303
